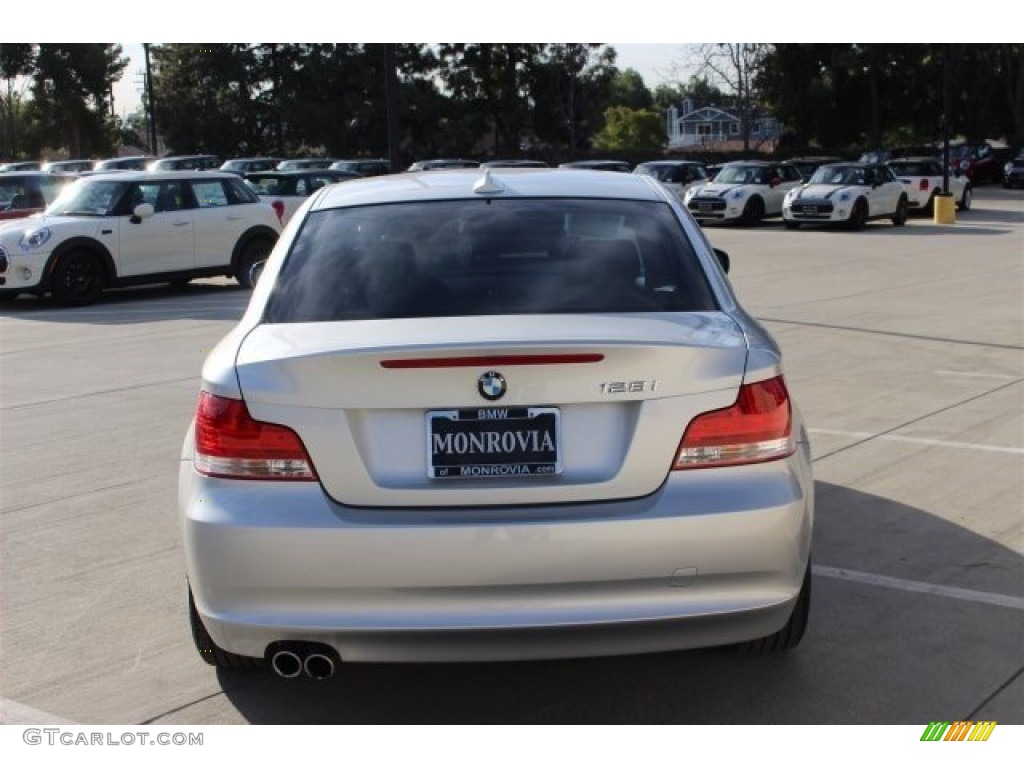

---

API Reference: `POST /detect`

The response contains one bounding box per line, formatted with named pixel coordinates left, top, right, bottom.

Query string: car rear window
left=263, top=198, right=718, bottom=323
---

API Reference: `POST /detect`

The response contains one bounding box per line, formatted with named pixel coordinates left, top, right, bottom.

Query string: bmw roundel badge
left=477, top=371, right=507, bottom=401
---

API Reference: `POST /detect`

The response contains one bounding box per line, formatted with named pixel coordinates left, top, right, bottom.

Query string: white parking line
left=935, top=370, right=1021, bottom=380
left=809, top=428, right=1024, bottom=455
left=814, top=566, right=1024, bottom=611
left=0, top=697, right=76, bottom=725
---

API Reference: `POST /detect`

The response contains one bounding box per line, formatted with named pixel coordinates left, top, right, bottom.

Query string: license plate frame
left=427, top=406, right=561, bottom=480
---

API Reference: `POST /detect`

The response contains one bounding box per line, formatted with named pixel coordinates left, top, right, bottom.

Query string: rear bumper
left=181, top=449, right=813, bottom=662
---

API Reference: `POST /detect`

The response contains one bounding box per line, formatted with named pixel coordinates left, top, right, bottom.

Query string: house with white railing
left=666, top=99, right=781, bottom=152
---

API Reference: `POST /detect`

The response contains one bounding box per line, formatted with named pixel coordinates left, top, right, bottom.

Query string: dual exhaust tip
left=268, top=643, right=339, bottom=680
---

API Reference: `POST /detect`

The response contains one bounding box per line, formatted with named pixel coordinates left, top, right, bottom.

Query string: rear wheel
left=236, top=237, right=274, bottom=290
left=51, top=250, right=104, bottom=306
left=188, top=586, right=264, bottom=670
left=923, top=192, right=937, bottom=216
left=735, top=564, right=811, bottom=654
left=892, top=197, right=908, bottom=226
left=957, top=186, right=972, bottom=211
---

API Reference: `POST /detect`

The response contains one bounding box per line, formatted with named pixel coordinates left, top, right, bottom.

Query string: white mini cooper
left=783, top=163, right=909, bottom=229
left=683, top=161, right=803, bottom=225
left=0, top=171, right=281, bottom=305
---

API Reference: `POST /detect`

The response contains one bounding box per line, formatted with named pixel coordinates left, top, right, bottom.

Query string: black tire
left=51, top=250, right=105, bottom=306
left=848, top=199, right=868, bottom=230
left=923, top=192, right=937, bottom=216
left=784, top=220, right=800, bottom=230
left=892, top=196, right=908, bottom=226
left=735, top=564, right=811, bottom=654
left=236, top=237, right=273, bottom=290
left=740, top=196, right=765, bottom=226
left=957, top=186, right=972, bottom=211
left=189, top=586, right=264, bottom=670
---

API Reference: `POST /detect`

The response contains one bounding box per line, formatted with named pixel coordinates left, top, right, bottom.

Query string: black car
left=148, top=154, right=222, bottom=172
left=220, top=157, right=282, bottom=175
left=93, top=156, right=154, bottom=172
left=407, top=158, right=480, bottom=171
left=330, top=159, right=392, bottom=176
left=276, top=158, right=336, bottom=171
left=781, top=156, right=843, bottom=182
left=1002, top=157, right=1024, bottom=189
left=558, top=160, right=632, bottom=172
left=480, top=159, right=550, bottom=169
left=0, top=161, right=42, bottom=172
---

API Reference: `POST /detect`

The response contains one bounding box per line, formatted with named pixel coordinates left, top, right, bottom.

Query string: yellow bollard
left=933, top=192, right=956, bottom=224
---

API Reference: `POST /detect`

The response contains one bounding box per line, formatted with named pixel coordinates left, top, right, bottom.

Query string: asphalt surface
left=1, top=187, right=1021, bottom=725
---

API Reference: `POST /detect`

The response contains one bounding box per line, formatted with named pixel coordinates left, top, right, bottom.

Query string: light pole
left=384, top=44, right=400, bottom=173
left=144, top=43, right=158, bottom=155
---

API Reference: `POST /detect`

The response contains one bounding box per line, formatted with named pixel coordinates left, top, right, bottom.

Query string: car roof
left=782, top=156, right=841, bottom=163
left=887, top=156, right=940, bottom=164
left=153, top=154, right=219, bottom=161
left=0, top=170, right=75, bottom=180
left=313, top=167, right=664, bottom=211
left=74, top=170, right=242, bottom=182
left=817, top=162, right=880, bottom=170
left=637, top=160, right=703, bottom=165
left=245, top=170, right=361, bottom=178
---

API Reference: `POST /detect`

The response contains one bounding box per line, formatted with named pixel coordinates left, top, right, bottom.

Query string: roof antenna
left=473, top=168, right=505, bottom=195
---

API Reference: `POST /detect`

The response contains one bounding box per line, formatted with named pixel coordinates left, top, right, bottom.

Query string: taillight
left=194, top=392, right=317, bottom=480
left=673, top=376, right=794, bottom=470
left=271, top=199, right=285, bottom=223
left=919, top=179, right=929, bottom=191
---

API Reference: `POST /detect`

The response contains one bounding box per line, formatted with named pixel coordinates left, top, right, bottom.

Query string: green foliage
left=592, top=106, right=664, bottom=154
left=0, top=44, right=126, bottom=158
left=760, top=44, right=1024, bottom=152
left=609, top=68, right=653, bottom=110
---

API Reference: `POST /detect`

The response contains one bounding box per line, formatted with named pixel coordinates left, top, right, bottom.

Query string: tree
left=608, top=68, right=653, bottom=110
left=759, top=44, right=1024, bottom=153
left=25, top=44, right=127, bottom=157
left=0, top=43, right=35, bottom=159
left=438, top=44, right=545, bottom=156
left=529, top=44, right=617, bottom=157
left=692, top=44, right=770, bottom=152
left=592, top=106, right=664, bottom=154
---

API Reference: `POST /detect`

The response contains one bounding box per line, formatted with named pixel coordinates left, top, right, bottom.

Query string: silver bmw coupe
left=180, top=167, right=814, bottom=679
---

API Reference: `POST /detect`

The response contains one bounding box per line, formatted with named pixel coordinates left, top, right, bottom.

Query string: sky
left=110, top=43, right=689, bottom=118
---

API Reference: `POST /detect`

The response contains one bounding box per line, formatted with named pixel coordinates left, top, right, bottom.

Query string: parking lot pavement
left=1, top=189, right=1021, bottom=725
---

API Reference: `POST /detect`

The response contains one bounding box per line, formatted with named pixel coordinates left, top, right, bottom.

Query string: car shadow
left=208, top=481, right=1024, bottom=724
left=0, top=281, right=250, bottom=324
left=784, top=222, right=1011, bottom=236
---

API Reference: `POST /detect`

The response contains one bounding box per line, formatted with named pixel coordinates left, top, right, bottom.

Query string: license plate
left=427, top=407, right=560, bottom=479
